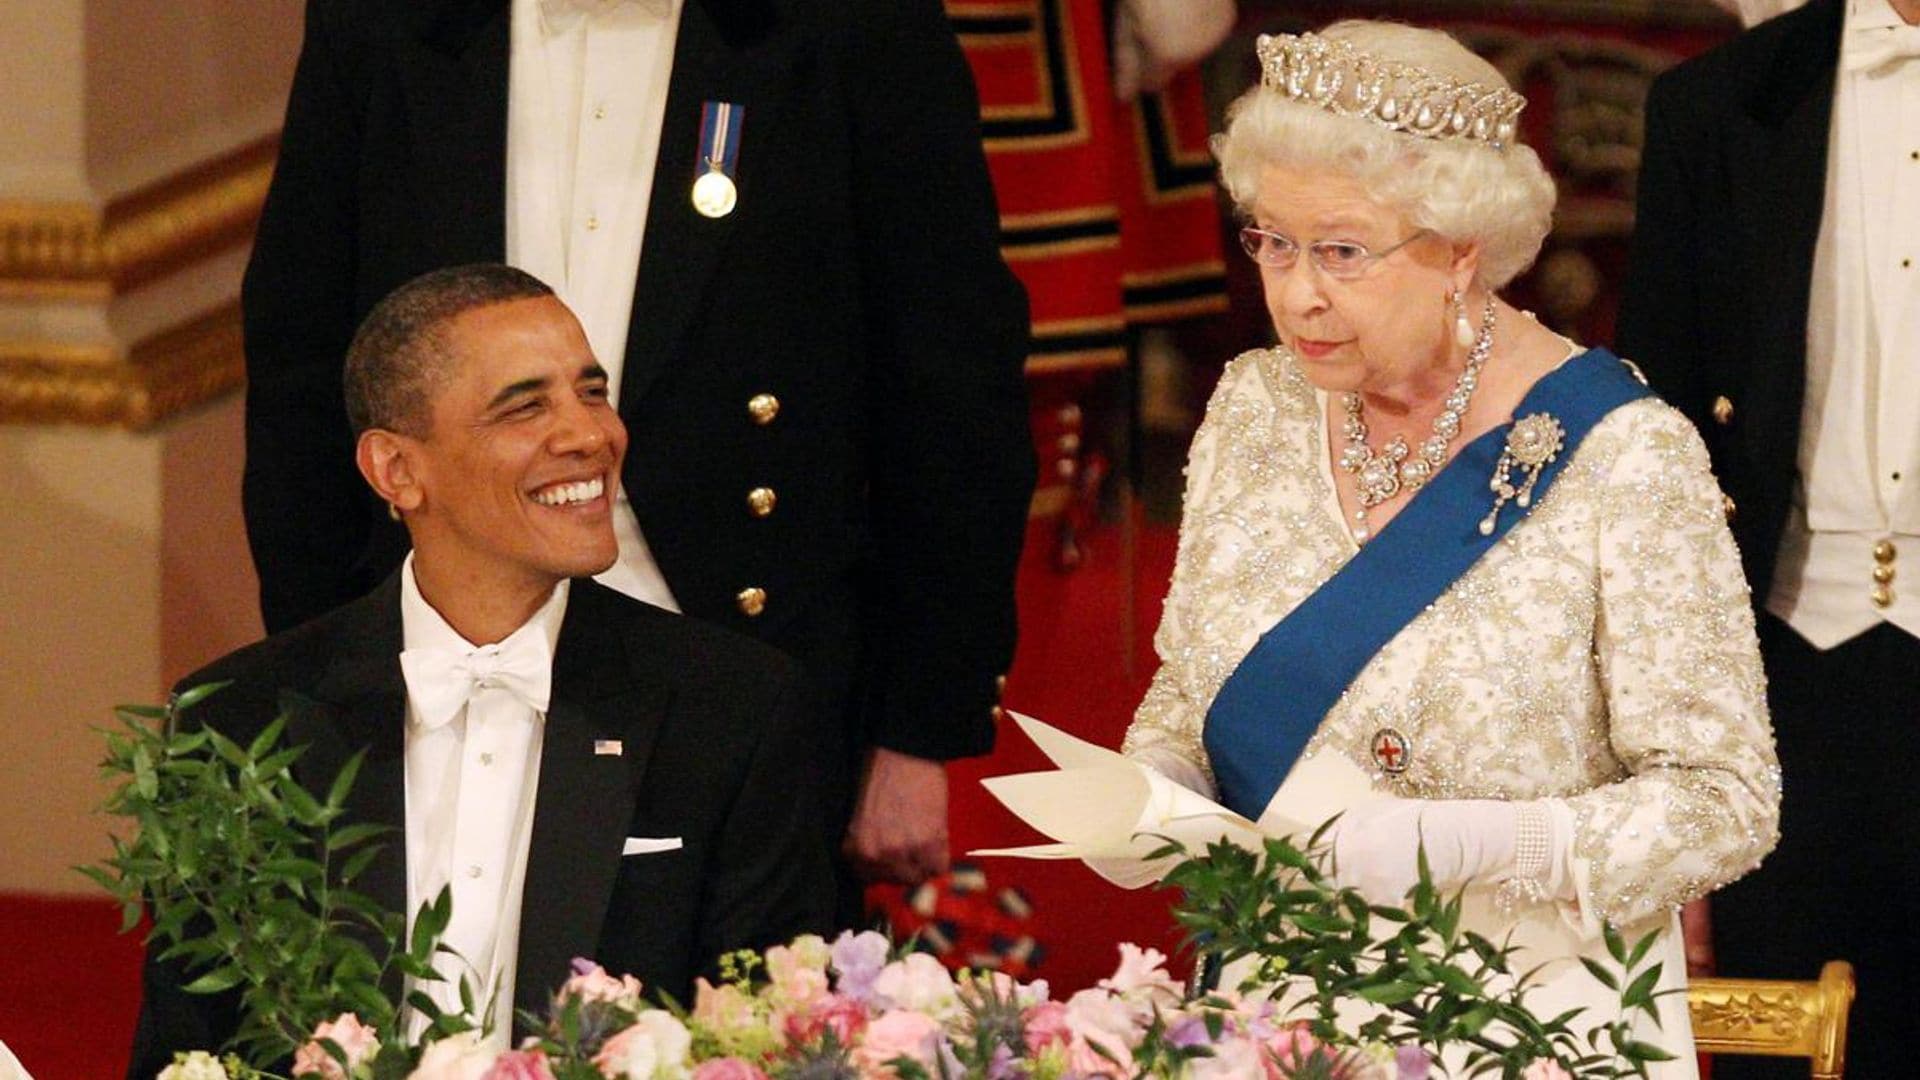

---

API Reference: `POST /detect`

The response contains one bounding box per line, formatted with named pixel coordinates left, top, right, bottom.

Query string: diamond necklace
left=1337, top=298, right=1497, bottom=543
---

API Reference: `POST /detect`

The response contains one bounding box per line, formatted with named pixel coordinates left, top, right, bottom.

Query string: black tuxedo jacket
left=126, top=574, right=832, bottom=1079
left=240, top=0, right=1034, bottom=766
left=1616, top=0, right=1845, bottom=598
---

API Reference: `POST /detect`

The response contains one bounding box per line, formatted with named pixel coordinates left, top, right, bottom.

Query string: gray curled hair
left=1214, top=20, right=1555, bottom=289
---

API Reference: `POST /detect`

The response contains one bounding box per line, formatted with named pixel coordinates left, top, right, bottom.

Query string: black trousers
left=1711, top=615, right=1920, bottom=1080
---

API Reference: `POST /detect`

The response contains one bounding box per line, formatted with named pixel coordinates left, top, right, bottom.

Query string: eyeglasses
left=1237, top=226, right=1432, bottom=281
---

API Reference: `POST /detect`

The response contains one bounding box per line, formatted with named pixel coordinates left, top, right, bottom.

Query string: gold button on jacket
left=736, top=586, right=768, bottom=617
left=1874, top=539, right=1897, bottom=564
left=747, top=393, right=780, bottom=425
left=1711, top=395, right=1735, bottom=426
left=747, top=487, right=777, bottom=517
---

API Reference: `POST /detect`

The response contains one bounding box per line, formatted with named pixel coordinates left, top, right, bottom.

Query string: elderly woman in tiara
left=1120, top=21, right=1780, bottom=1069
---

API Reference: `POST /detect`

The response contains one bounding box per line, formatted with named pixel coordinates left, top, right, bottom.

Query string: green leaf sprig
left=1158, top=824, right=1676, bottom=1079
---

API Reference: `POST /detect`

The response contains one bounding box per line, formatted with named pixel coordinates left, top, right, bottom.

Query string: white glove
left=1331, top=797, right=1557, bottom=905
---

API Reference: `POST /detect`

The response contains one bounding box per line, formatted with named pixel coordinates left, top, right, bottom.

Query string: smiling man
left=127, top=265, right=833, bottom=1075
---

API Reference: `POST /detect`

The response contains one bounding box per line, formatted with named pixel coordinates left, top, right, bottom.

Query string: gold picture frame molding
left=0, top=136, right=274, bottom=428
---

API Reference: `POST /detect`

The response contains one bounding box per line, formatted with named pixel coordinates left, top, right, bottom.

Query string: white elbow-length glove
left=1329, top=797, right=1565, bottom=908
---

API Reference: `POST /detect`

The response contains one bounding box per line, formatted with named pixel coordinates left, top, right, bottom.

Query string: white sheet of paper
left=971, top=711, right=1378, bottom=888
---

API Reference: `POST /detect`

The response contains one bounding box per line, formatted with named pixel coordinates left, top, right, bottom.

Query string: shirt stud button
left=479, top=752, right=495, bottom=765
left=466, top=865, right=483, bottom=879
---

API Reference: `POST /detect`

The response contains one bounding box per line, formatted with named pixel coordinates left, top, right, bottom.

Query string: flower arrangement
left=93, top=689, right=1669, bottom=1080
left=158, top=936, right=1421, bottom=1080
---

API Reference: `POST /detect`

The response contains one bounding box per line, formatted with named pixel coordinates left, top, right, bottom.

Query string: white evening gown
left=1124, top=347, right=1782, bottom=1078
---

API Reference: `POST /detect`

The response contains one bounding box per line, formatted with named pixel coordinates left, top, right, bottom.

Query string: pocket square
left=622, top=836, right=683, bottom=856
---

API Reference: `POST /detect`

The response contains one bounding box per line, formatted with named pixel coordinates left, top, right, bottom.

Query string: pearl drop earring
left=1452, top=288, right=1476, bottom=348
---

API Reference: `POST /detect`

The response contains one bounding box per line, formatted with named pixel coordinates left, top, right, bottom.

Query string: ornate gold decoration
left=0, top=303, right=244, bottom=429
left=1687, top=961, right=1855, bottom=1079
left=0, top=137, right=275, bottom=289
left=0, top=138, right=273, bottom=427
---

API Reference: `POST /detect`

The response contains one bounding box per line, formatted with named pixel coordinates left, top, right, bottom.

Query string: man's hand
left=1681, top=898, right=1716, bottom=978
left=843, top=748, right=950, bottom=885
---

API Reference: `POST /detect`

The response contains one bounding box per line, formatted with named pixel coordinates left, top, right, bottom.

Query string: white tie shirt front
left=1768, top=0, right=1920, bottom=647
left=400, top=555, right=568, bottom=1047
left=506, top=0, right=684, bottom=612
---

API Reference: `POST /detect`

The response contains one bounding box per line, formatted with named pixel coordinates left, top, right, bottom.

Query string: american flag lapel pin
left=594, top=739, right=624, bottom=757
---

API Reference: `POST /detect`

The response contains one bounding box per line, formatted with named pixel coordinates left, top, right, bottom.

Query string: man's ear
left=357, top=429, right=425, bottom=516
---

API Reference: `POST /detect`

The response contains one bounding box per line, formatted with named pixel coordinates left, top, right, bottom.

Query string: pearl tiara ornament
left=1256, top=32, right=1527, bottom=150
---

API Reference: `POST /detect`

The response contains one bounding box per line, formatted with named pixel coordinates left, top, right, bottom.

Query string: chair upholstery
left=1688, top=960, right=1855, bottom=1078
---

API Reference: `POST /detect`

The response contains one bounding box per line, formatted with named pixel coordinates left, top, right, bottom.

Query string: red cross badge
left=1370, top=728, right=1411, bottom=775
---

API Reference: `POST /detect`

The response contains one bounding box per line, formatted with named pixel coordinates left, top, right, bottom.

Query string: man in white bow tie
left=1619, top=1, right=1920, bottom=1074
left=127, top=264, right=835, bottom=1077
left=241, top=0, right=1034, bottom=925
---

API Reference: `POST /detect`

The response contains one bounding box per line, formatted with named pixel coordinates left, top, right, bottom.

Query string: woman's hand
left=1330, top=797, right=1528, bottom=903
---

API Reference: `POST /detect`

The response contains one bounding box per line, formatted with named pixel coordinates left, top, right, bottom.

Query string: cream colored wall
left=84, top=0, right=298, bottom=197
left=0, top=0, right=296, bottom=892
left=0, top=2, right=86, bottom=199
left=0, top=394, right=258, bottom=893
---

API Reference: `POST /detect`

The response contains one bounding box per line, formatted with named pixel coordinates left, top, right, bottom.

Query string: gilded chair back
left=1688, top=960, right=1855, bottom=1078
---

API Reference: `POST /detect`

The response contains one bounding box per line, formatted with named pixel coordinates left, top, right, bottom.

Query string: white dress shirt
left=507, top=0, right=684, bottom=611
left=1767, top=0, right=1920, bottom=647
left=401, top=555, right=568, bottom=1047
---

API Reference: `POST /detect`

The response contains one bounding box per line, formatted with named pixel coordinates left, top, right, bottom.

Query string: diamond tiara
left=1256, top=32, right=1526, bottom=150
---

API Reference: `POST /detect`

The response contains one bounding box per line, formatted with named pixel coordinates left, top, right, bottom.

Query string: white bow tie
left=539, top=0, right=672, bottom=35
left=400, top=636, right=553, bottom=730
left=1843, top=22, right=1920, bottom=74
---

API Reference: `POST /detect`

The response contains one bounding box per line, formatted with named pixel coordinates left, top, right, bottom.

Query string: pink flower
left=1265, top=1023, right=1328, bottom=1073
left=1097, top=944, right=1182, bottom=1005
left=765, top=941, right=831, bottom=1011
left=689, top=1060, right=771, bottom=1080
left=1061, top=989, right=1140, bottom=1077
left=1021, top=1000, right=1072, bottom=1053
left=692, top=978, right=759, bottom=1035
left=1521, top=1061, right=1574, bottom=1080
left=594, top=1010, right=693, bottom=1079
left=851, top=1010, right=942, bottom=1078
left=561, top=959, right=646, bottom=1012
left=1187, top=1034, right=1268, bottom=1080
left=785, top=994, right=869, bottom=1046
left=293, top=1013, right=380, bottom=1080
left=479, top=1050, right=556, bottom=1080
left=407, top=1032, right=496, bottom=1080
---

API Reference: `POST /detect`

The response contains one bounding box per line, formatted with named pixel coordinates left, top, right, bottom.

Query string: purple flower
left=828, top=930, right=889, bottom=1003
left=1396, top=1044, right=1433, bottom=1079
left=1164, top=1015, right=1215, bottom=1049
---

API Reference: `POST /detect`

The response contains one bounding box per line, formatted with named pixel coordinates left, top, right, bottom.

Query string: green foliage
left=83, top=685, right=478, bottom=1074
left=1159, top=827, right=1672, bottom=1079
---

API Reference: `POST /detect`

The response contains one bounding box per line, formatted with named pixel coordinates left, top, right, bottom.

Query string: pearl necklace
left=1338, top=299, right=1497, bottom=543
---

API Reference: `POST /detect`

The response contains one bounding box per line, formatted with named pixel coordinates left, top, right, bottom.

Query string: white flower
left=157, top=1051, right=229, bottom=1080
left=871, top=952, right=959, bottom=1017
left=593, top=1010, right=693, bottom=1079
left=406, top=1031, right=496, bottom=1080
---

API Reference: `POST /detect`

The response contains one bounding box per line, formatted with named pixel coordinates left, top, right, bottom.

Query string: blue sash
left=1202, top=348, right=1653, bottom=819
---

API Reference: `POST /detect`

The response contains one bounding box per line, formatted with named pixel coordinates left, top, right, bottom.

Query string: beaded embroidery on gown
left=1123, top=346, right=1781, bottom=1075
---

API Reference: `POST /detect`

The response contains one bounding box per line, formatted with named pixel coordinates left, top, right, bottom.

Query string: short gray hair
left=1214, top=21, right=1556, bottom=289
left=343, top=264, right=555, bottom=436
